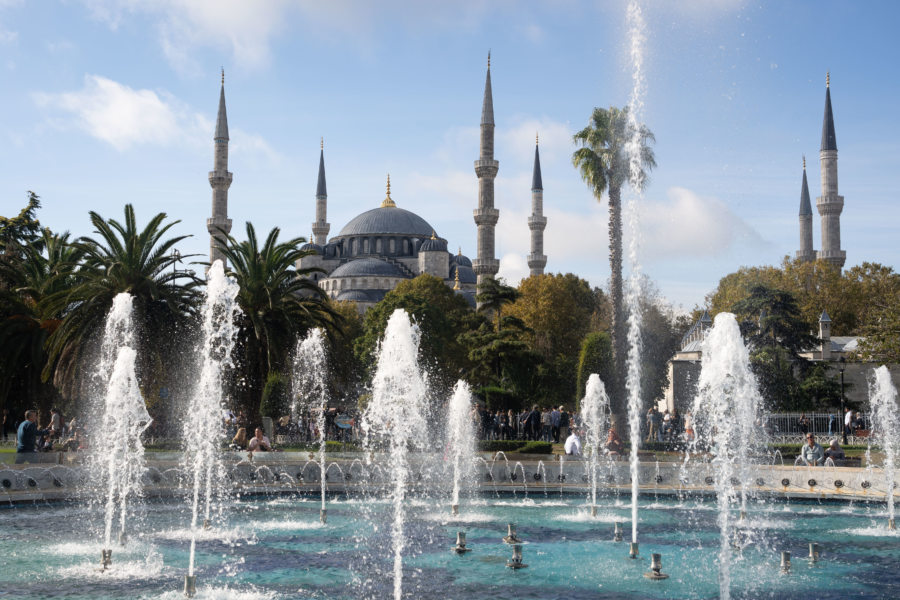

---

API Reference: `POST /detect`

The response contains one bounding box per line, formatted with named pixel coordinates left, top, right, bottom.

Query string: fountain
left=292, top=327, right=329, bottom=523
left=360, top=309, right=430, bottom=600
left=623, top=0, right=649, bottom=553
left=690, top=312, right=764, bottom=600
left=446, top=380, right=476, bottom=516
left=580, top=373, right=610, bottom=515
left=90, top=293, right=152, bottom=570
left=868, top=365, right=899, bottom=530
left=181, top=260, right=241, bottom=592
left=451, top=531, right=472, bottom=554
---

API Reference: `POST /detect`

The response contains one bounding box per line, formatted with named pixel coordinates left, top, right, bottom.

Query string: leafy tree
left=43, top=204, right=200, bottom=405
left=355, top=274, right=476, bottom=392
left=0, top=192, right=43, bottom=267
left=325, top=301, right=365, bottom=401
left=797, top=362, right=842, bottom=411
left=459, top=316, right=540, bottom=403
left=732, top=285, right=818, bottom=356
left=575, top=332, right=613, bottom=408
left=573, top=106, right=655, bottom=419
left=214, top=222, right=339, bottom=418
left=260, top=371, right=290, bottom=419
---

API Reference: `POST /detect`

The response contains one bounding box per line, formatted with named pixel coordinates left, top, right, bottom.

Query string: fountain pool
left=1, top=493, right=898, bottom=599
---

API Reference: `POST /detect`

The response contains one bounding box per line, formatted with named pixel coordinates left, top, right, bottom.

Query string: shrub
left=517, top=441, right=553, bottom=454
left=478, top=440, right=526, bottom=452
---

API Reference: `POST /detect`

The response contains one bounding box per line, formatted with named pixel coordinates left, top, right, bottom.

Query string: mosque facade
left=206, top=58, right=548, bottom=313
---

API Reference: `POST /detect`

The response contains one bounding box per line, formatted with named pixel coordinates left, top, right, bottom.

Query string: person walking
left=558, top=407, right=569, bottom=443
left=550, top=406, right=561, bottom=443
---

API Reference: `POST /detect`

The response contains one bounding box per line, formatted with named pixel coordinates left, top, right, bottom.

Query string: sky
left=1, top=0, right=898, bottom=311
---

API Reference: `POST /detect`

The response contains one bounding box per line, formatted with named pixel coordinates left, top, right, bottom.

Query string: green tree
left=459, top=316, right=540, bottom=404
left=215, top=222, right=339, bottom=418
left=575, top=331, right=614, bottom=408
left=0, top=229, right=81, bottom=417
left=260, top=371, right=290, bottom=419
left=0, top=192, right=43, bottom=269
left=356, top=274, right=476, bottom=392
left=43, top=204, right=199, bottom=405
left=573, top=106, right=655, bottom=423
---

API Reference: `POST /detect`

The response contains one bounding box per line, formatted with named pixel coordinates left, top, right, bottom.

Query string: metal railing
left=763, top=412, right=870, bottom=442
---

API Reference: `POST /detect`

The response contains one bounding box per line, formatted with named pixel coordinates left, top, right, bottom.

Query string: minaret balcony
left=473, top=207, right=499, bottom=226
left=474, top=159, right=499, bottom=177
left=528, top=215, right=547, bottom=229
left=208, top=171, right=233, bottom=186
left=207, top=216, right=233, bottom=235
left=472, top=258, right=500, bottom=275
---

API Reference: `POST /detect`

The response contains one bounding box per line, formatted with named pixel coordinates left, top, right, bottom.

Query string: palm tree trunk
left=608, top=183, right=626, bottom=421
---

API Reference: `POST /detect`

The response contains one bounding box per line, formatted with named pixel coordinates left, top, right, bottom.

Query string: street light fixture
left=838, top=356, right=847, bottom=445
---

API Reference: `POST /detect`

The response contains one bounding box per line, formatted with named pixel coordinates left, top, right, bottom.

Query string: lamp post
left=838, top=357, right=847, bottom=445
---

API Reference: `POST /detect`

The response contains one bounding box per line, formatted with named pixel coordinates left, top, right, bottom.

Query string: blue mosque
left=205, top=57, right=548, bottom=312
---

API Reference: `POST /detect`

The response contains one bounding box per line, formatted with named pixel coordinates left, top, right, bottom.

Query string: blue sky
left=1, top=0, right=897, bottom=310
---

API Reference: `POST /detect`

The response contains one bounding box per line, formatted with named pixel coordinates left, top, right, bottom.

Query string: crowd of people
left=9, top=408, right=87, bottom=463
left=469, top=404, right=576, bottom=443
left=225, top=407, right=359, bottom=452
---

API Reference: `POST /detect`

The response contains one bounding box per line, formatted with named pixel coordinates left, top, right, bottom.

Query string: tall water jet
left=182, top=261, right=241, bottom=586
left=623, top=0, right=649, bottom=548
left=92, top=293, right=152, bottom=566
left=690, top=312, right=764, bottom=600
left=361, top=309, right=430, bottom=600
left=293, top=328, right=329, bottom=522
left=868, top=365, right=899, bottom=529
left=446, top=380, right=476, bottom=515
left=580, top=374, right=610, bottom=513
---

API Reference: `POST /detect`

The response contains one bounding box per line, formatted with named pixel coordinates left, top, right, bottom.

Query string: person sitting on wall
left=564, top=428, right=582, bottom=456
left=800, top=434, right=824, bottom=466
left=231, top=427, right=248, bottom=450
left=606, top=427, right=624, bottom=456
left=248, top=427, right=272, bottom=452
left=824, top=439, right=845, bottom=462
left=16, top=410, right=49, bottom=464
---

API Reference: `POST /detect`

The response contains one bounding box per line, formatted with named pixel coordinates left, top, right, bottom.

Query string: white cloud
left=638, top=186, right=766, bottom=260
left=34, top=74, right=280, bottom=162
left=498, top=252, right=529, bottom=285
left=34, top=75, right=185, bottom=150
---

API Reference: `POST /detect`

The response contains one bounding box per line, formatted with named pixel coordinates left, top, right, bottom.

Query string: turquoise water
left=1, top=493, right=897, bottom=599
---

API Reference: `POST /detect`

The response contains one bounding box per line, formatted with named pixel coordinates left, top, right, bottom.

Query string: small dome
left=336, top=290, right=377, bottom=302
left=300, top=242, right=323, bottom=254
left=329, top=258, right=408, bottom=279
left=453, top=253, right=472, bottom=268
left=337, top=206, right=434, bottom=238
left=419, top=236, right=448, bottom=253
left=452, top=264, right=477, bottom=284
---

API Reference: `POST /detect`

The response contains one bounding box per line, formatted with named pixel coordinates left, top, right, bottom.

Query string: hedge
left=517, top=441, right=553, bottom=454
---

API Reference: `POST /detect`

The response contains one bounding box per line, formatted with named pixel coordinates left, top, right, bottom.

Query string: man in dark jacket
left=16, top=410, right=47, bottom=464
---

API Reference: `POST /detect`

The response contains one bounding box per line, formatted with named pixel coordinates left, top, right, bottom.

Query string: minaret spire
left=796, top=155, right=814, bottom=262
left=527, top=133, right=547, bottom=276
left=207, top=70, right=233, bottom=267
left=473, top=52, right=500, bottom=289
left=816, top=72, right=846, bottom=269
left=312, top=138, right=330, bottom=245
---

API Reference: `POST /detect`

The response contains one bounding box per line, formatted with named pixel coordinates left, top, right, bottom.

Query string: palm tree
left=475, top=277, right=520, bottom=332
left=0, top=230, right=80, bottom=417
left=43, top=204, right=200, bottom=404
left=572, top=106, right=655, bottom=426
left=212, top=222, right=341, bottom=417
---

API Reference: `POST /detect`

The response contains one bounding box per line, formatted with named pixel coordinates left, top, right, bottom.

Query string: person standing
left=16, top=410, right=48, bottom=464
left=541, top=407, right=552, bottom=442
left=550, top=406, right=561, bottom=443
left=1, top=409, right=9, bottom=442
left=558, top=406, right=569, bottom=443
left=844, top=407, right=853, bottom=443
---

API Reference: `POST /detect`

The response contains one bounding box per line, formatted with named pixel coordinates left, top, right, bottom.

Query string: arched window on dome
left=389, top=238, right=396, bottom=254
left=376, top=238, right=383, bottom=254
left=363, top=238, right=370, bottom=254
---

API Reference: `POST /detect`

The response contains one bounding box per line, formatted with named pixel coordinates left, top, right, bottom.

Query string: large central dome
left=336, top=206, right=435, bottom=238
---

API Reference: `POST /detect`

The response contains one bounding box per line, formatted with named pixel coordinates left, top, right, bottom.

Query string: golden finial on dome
left=458, top=246, right=462, bottom=256
left=431, top=231, right=437, bottom=240
left=381, top=174, right=396, bottom=208
left=453, top=268, right=460, bottom=291
left=826, top=71, right=830, bottom=88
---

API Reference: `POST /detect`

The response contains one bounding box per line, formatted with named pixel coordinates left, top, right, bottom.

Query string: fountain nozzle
left=590, top=505, right=598, bottom=517
left=118, top=531, right=127, bottom=546
left=889, top=518, right=896, bottom=531
left=739, top=510, right=747, bottom=521
left=451, top=504, right=459, bottom=516
left=100, top=549, right=112, bottom=571
left=202, top=519, right=211, bottom=530
left=183, top=574, right=196, bottom=598
left=452, top=531, right=472, bottom=554
left=644, top=552, right=670, bottom=580
left=629, top=542, right=639, bottom=559
left=320, top=509, right=327, bottom=524
left=506, top=543, right=528, bottom=569
left=780, top=551, right=791, bottom=573
left=808, top=543, right=820, bottom=562
left=503, top=523, right=522, bottom=544
left=614, top=522, right=623, bottom=542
